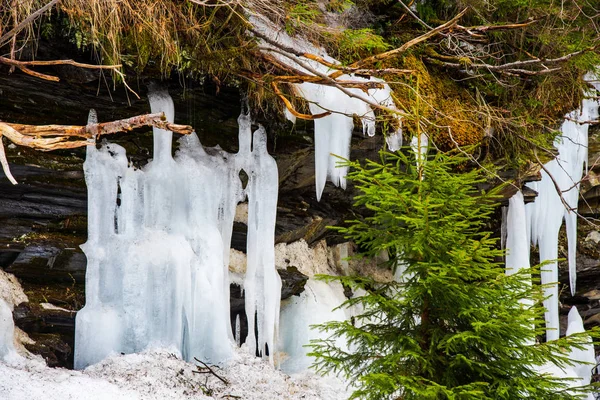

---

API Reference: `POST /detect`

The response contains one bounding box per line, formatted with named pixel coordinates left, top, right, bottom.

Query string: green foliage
left=309, top=151, right=597, bottom=400
left=326, top=0, right=355, bottom=13
left=285, top=2, right=322, bottom=35
left=336, top=29, right=390, bottom=63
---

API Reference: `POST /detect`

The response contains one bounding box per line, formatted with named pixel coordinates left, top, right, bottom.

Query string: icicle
left=147, top=82, right=174, bottom=164
left=410, top=133, right=428, bottom=168
left=525, top=76, right=599, bottom=340
left=244, top=125, right=282, bottom=364
left=505, top=191, right=535, bottom=345
left=235, top=314, right=241, bottom=347
left=500, top=206, right=508, bottom=251
left=251, top=16, right=404, bottom=201
left=506, top=191, right=530, bottom=276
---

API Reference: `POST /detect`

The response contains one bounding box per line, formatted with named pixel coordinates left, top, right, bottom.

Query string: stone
left=585, top=231, right=600, bottom=244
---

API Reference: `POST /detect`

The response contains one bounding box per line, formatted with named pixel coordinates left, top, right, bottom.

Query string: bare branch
left=330, top=7, right=469, bottom=78
left=271, top=82, right=331, bottom=120
left=0, top=0, right=59, bottom=47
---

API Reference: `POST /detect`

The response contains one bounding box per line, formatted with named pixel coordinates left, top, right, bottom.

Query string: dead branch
left=0, top=56, right=122, bottom=71
left=329, top=7, right=468, bottom=79
left=271, top=74, right=385, bottom=90
left=0, top=56, right=123, bottom=83
left=0, top=0, right=59, bottom=47
left=270, top=82, right=331, bottom=120
left=13, top=65, right=60, bottom=81
left=0, top=134, right=16, bottom=185
left=252, top=30, right=414, bottom=79
left=455, top=18, right=538, bottom=33
left=0, top=112, right=194, bottom=184
left=262, top=47, right=407, bottom=118
left=564, top=117, right=600, bottom=125
left=193, top=357, right=229, bottom=385
left=428, top=42, right=599, bottom=77
left=5, top=112, right=193, bottom=139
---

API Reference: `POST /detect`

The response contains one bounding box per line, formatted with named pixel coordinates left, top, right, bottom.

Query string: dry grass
left=1, top=0, right=255, bottom=78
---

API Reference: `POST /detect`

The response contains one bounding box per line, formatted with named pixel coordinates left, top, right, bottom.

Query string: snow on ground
left=0, top=347, right=348, bottom=400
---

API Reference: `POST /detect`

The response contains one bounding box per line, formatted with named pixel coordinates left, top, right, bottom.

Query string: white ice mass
left=251, top=16, right=405, bottom=201
left=526, top=74, right=600, bottom=341
left=75, top=86, right=281, bottom=368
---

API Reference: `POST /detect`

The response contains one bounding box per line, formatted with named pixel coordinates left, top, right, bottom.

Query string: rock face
left=2, top=61, right=600, bottom=369
left=0, top=66, right=366, bottom=368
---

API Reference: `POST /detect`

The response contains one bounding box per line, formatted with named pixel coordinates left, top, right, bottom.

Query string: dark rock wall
left=1, top=66, right=599, bottom=368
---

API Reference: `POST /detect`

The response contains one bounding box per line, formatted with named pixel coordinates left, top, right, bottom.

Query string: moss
left=24, top=283, right=85, bottom=311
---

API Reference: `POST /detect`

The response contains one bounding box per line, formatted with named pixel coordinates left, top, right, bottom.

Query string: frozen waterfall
left=75, top=86, right=281, bottom=369
left=525, top=74, right=600, bottom=341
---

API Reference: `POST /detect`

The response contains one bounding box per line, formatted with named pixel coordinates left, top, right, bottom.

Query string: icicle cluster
left=75, top=87, right=281, bottom=369
left=251, top=17, right=404, bottom=201
left=525, top=74, right=600, bottom=341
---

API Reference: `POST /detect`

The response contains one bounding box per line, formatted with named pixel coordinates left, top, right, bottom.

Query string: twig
left=262, top=47, right=407, bottom=118
left=193, top=357, right=229, bottom=385
left=330, top=7, right=468, bottom=78
left=0, top=0, right=59, bottom=47
left=270, top=82, right=330, bottom=120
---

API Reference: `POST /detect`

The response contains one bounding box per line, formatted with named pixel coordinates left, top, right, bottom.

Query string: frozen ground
left=0, top=347, right=348, bottom=400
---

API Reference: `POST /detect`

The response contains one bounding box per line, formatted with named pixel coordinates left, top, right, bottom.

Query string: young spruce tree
left=309, top=150, right=594, bottom=400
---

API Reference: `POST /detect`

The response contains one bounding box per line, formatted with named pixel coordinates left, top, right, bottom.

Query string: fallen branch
left=0, top=112, right=194, bottom=185
left=252, top=30, right=414, bottom=78
left=262, top=47, right=407, bottom=118
left=5, top=112, right=193, bottom=138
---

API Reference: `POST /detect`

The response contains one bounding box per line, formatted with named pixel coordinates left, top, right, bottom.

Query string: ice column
left=75, top=87, right=240, bottom=369
left=505, top=191, right=534, bottom=344
left=245, top=125, right=282, bottom=364
left=536, top=307, right=596, bottom=399
left=506, top=191, right=531, bottom=277
left=525, top=76, right=599, bottom=340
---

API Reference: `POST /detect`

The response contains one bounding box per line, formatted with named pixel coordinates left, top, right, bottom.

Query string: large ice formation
left=75, top=87, right=280, bottom=368
left=525, top=75, right=600, bottom=341
left=251, top=16, right=405, bottom=201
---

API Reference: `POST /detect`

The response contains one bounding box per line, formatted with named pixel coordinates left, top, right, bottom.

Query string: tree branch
left=0, top=0, right=59, bottom=47
left=329, top=7, right=468, bottom=78
left=0, top=112, right=194, bottom=184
